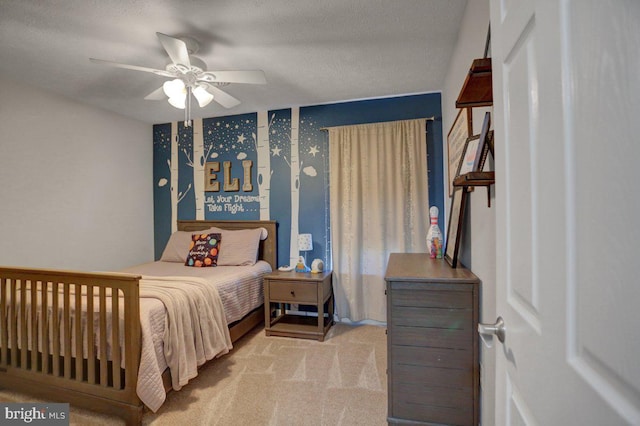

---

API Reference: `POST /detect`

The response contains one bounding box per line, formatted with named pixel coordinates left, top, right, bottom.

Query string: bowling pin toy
left=426, top=206, right=443, bottom=259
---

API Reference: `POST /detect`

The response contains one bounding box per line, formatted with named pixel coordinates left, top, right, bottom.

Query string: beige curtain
left=329, top=119, right=429, bottom=322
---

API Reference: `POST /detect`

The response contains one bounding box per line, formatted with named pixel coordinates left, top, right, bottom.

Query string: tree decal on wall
left=288, top=107, right=302, bottom=265
left=192, top=118, right=205, bottom=219
left=166, top=122, right=192, bottom=232
left=255, top=111, right=274, bottom=220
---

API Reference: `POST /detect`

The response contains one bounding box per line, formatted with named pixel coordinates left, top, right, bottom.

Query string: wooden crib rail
left=0, top=267, right=143, bottom=423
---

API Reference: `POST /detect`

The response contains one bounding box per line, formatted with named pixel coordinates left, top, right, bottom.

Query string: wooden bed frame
left=0, top=220, right=277, bottom=425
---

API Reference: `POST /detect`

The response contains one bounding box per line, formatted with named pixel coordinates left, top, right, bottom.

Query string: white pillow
left=210, top=227, right=264, bottom=266
left=160, top=228, right=219, bottom=262
left=159, top=231, right=194, bottom=262
left=258, top=227, right=268, bottom=241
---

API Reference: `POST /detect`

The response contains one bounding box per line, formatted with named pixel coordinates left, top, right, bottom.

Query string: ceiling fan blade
left=207, top=85, right=241, bottom=109
left=90, top=58, right=174, bottom=78
left=144, top=86, right=167, bottom=101
left=200, top=70, right=266, bottom=85
left=156, top=32, right=191, bottom=68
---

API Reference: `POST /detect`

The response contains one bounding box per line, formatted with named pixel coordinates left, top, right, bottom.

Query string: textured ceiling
left=0, top=0, right=467, bottom=124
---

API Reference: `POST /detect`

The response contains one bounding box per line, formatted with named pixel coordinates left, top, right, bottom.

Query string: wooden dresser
left=384, top=253, right=480, bottom=425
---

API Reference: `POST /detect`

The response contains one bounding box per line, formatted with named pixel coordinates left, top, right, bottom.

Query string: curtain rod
left=320, top=116, right=436, bottom=131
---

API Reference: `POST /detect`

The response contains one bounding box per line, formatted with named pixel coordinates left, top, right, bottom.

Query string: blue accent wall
left=153, top=123, right=172, bottom=257
left=153, top=93, right=443, bottom=266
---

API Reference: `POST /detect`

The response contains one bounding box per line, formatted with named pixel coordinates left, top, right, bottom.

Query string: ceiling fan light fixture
left=168, top=95, right=186, bottom=109
left=193, top=86, right=214, bottom=107
left=163, top=78, right=187, bottom=109
left=163, top=78, right=186, bottom=99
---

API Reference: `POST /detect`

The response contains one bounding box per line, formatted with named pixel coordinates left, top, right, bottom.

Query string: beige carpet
left=0, top=323, right=388, bottom=425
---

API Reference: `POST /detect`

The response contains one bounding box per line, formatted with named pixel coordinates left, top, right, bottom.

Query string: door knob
left=478, top=316, right=506, bottom=343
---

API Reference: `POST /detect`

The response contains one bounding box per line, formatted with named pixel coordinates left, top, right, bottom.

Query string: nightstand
left=263, top=270, right=334, bottom=341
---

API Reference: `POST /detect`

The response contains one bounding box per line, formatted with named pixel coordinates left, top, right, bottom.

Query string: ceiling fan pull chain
left=185, top=86, right=192, bottom=127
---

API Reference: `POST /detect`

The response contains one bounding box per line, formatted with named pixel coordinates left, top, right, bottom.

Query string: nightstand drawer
left=268, top=281, right=317, bottom=303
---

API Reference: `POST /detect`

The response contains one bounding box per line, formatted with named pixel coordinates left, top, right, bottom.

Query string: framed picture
left=472, top=112, right=491, bottom=172
left=447, top=108, right=472, bottom=197
left=478, top=130, right=494, bottom=171
left=445, top=186, right=469, bottom=268
left=456, top=135, right=481, bottom=177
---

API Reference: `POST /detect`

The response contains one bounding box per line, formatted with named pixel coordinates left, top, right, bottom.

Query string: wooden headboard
left=177, top=220, right=277, bottom=270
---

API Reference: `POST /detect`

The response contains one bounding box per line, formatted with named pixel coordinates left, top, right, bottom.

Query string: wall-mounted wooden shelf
left=456, top=58, right=493, bottom=108
left=454, top=171, right=495, bottom=207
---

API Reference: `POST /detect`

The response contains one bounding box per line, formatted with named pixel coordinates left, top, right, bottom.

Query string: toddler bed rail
left=0, top=267, right=143, bottom=423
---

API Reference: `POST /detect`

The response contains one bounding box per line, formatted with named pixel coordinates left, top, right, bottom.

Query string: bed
left=0, top=220, right=277, bottom=424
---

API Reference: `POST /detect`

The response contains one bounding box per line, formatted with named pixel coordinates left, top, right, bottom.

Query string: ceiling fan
left=90, top=32, right=266, bottom=127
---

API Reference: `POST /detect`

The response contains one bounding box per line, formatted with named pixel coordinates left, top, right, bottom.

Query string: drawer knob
left=290, top=290, right=295, bottom=297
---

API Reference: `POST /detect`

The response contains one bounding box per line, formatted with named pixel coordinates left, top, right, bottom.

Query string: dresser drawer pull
left=291, top=291, right=295, bottom=297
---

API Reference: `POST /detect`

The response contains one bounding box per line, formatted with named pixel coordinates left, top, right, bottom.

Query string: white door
left=489, top=0, right=640, bottom=424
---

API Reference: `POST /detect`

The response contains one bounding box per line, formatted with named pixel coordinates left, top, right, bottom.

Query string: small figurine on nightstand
left=310, top=258, right=324, bottom=273
left=426, top=206, right=443, bottom=259
left=294, top=255, right=311, bottom=272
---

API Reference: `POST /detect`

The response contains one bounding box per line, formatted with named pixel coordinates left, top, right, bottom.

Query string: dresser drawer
left=390, top=305, right=473, bottom=330
left=390, top=357, right=475, bottom=426
left=393, top=363, right=473, bottom=389
left=391, top=288, right=471, bottom=309
left=391, top=323, right=472, bottom=350
left=268, top=281, right=317, bottom=303
left=391, top=345, right=473, bottom=370
left=394, top=399, right=473, bottom=426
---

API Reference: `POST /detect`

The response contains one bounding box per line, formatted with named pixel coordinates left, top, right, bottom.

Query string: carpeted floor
left=0, top=323, right=388, bottom=425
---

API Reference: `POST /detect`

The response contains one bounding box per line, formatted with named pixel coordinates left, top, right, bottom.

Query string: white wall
left=441, top=1, right=496, bottom=425
left=0, top=76, right=154, bottom=271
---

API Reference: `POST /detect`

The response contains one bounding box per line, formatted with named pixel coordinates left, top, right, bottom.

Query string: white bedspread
left=136, top=276, right=231, bottom=412
left=122, top=261, right=271, bottom=412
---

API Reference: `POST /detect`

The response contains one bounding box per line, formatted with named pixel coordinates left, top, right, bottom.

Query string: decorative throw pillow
left=185, top=233, right=221, bottom=267
left=160, top=228, right=220, bottom=262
